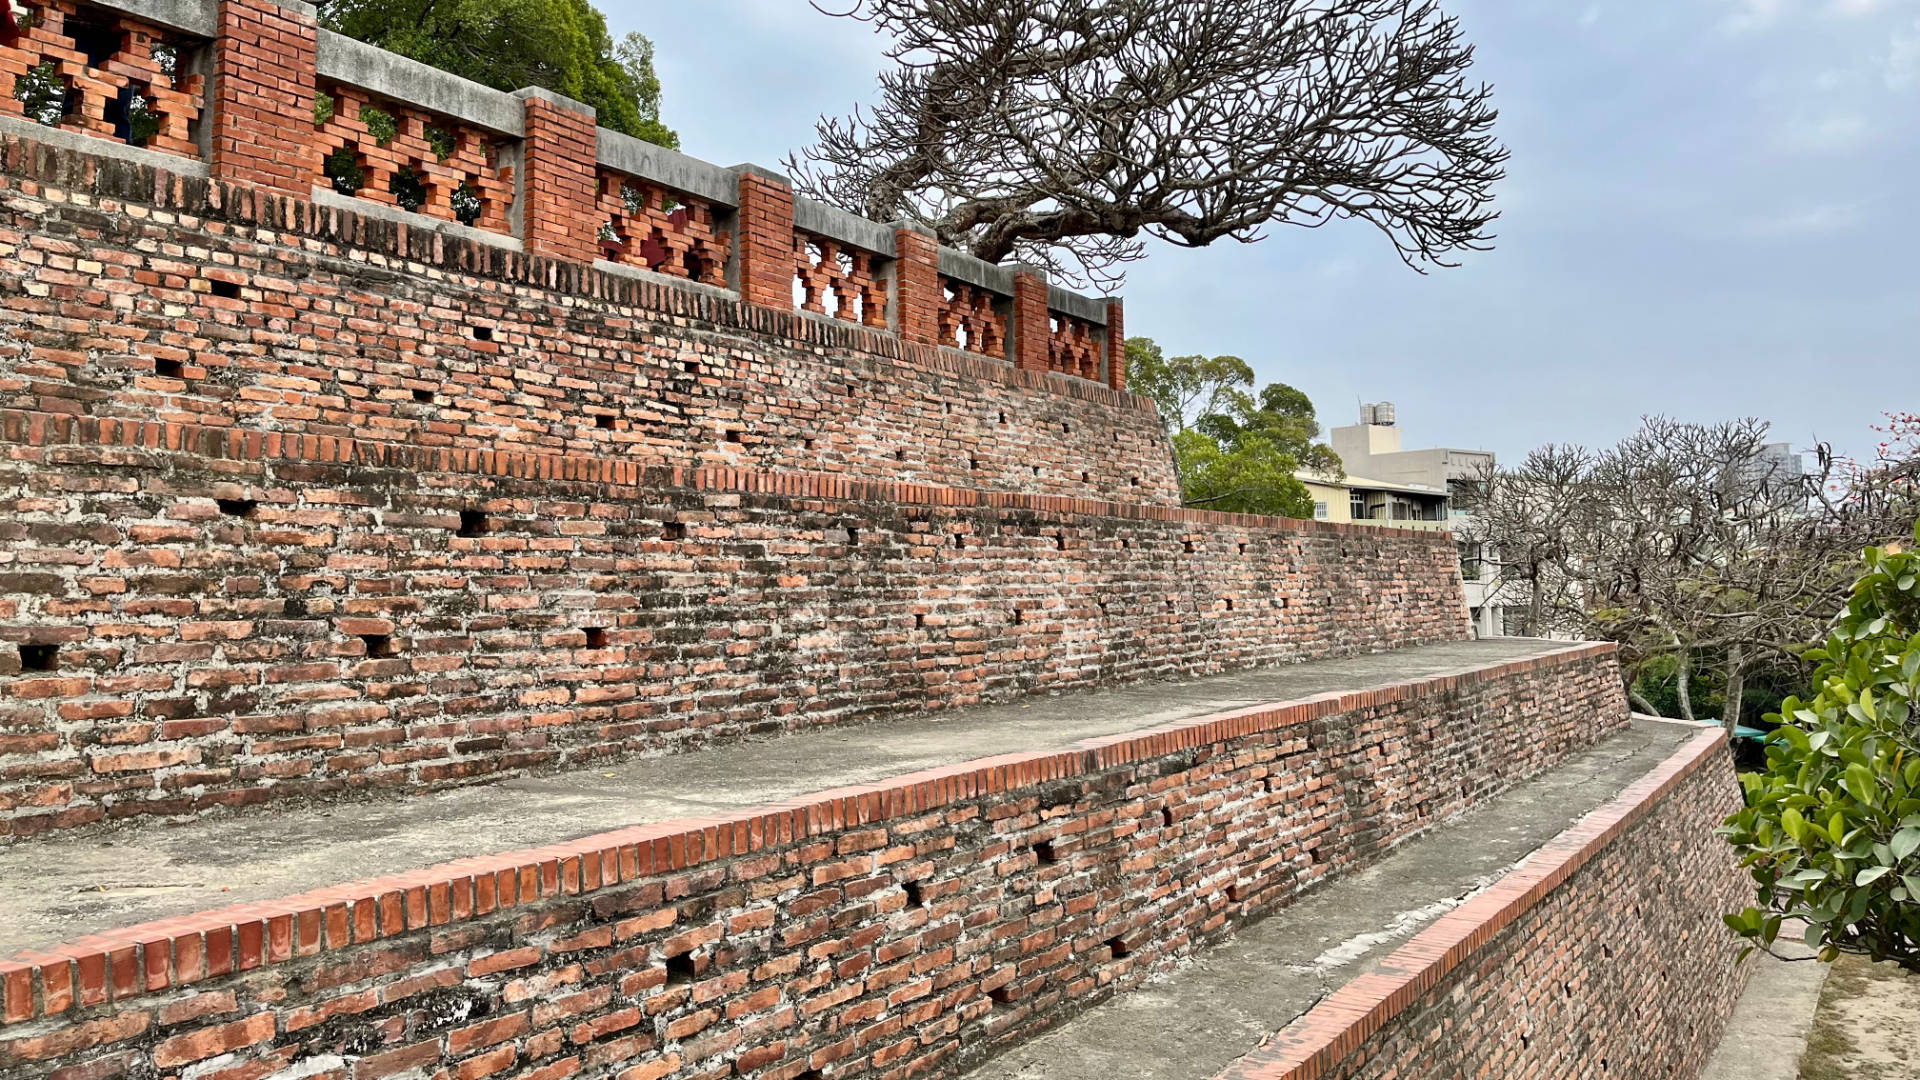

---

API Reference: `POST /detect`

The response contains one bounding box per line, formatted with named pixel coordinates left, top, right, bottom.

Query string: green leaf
left=1892, top=828, right=1920, bottom=862
left=1856, top=866, right=1891, bottom=886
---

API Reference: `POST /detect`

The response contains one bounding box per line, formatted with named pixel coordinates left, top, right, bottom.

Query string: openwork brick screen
left=312, top=83, right=514, bottom=234
left=939, top=276, right=1008, bottom=357
left=597, top=169, right=729, bottom=286
left=793, top=229, right=887, bottom=326
left=0, top=0, right=201, bottom=159
left=1048, top=311, right=1102, bottom=380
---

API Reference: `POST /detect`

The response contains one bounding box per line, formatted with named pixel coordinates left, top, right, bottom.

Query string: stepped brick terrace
left=0, top=0, right=1755, bottom=1077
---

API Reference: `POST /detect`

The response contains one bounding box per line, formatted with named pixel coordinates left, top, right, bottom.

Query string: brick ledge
left=0, top=642, right=1616, bottom=1026
left=0, top=409, right=1455, bottom=540
left=1208, top=719, right=1729, bottom=1080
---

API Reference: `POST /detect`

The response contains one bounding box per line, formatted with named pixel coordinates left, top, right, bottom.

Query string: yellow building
left=1295, top=471, right=1452, bottom=533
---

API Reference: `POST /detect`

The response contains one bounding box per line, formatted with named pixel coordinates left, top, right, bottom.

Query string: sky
left=613, top=0, right=1919, bottom=468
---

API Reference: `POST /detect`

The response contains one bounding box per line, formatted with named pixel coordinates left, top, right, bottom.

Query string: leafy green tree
left=1720, top=524, right=1920, bottom=972
left=318, top=0, right=677, bottom=146
left=1125, top=337, right=1338, bottom=517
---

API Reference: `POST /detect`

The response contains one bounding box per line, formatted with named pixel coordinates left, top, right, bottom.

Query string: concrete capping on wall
left=314, top=30, right=526, bottom=137
left=0, top=642, right=1616, bottom=1028
left=92, top=0, right=215, bottom=35
left=0, top=115, right=210, bottom=177
left=1048, top=282, right=1109, bottom=325
left=1210, top=720, right=1735, bottom=1080
left=939, top=245, right=1017, bottom=296
left=594, top=128, right=737, bottom=206
left=793, top=194, right=898, bottom=257
left=591, top=257, right=738, bottom=302
left=309, top=187, right=526, bottom=252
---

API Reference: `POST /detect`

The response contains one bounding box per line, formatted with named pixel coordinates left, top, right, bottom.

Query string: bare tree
left=789, top=0, right=1508, bottom=287
left=1459, top=417, right=1915, bottom=735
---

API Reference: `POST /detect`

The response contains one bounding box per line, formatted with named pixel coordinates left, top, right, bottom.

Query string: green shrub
left=13, top=62, right=68, bottom=126
left=424, top=124, right=457, bottom=162
left=1720, top=522, right=1920, bottom=973
left=313, top=91, right=335, bottom=127
left=324, top=147, right=364, bottom=194
left=359, top=105, right=396, bottom=146
left=449, top=181, right=482, bottom=225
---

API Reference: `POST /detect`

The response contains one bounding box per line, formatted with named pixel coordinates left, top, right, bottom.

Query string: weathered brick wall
left=0, top=137, right=1180, bottom=505
left=1215, top=726, right=1749, bottom=1080
left=0, top=412, right=1472, bottom=838
left=0, top=646, right=1627, bottom=1080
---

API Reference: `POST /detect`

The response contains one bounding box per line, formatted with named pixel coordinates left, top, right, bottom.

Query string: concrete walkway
left=0, top=638, right=1569, bottom=956
left=958, top=717, right=1693, bottom=1080
left=1699, top=936, right=1829, bottom=1080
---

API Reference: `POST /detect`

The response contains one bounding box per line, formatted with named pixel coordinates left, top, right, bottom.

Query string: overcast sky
left=614, top=0, right=1918, bottom=467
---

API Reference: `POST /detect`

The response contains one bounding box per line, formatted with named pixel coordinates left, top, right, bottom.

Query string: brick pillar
left=735, top=167, right=795, bottom=310
left=892, top=224, right=940, bottom=344
left=516, top=88, right=599, bottom=263
left=1010, top=267, right=1050, bottom=374
left=1104, top=298, right=1126, bottom=392
left=208, top=0, right=316, bottom=193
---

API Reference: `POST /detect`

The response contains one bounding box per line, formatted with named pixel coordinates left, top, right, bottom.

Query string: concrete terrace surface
left=0, top=637, right=1571, bottom=956
left=961, top=716, right=1697, bottom=1080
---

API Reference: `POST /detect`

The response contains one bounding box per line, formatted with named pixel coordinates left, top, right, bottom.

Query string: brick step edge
left=0, top=641, right=1613, bottom=1026
left=1209, top=718, right=1728, bottom=1080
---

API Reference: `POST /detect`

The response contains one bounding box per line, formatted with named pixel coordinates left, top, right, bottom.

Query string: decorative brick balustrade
left=793, top=229, right=888, bottom=326
left=2, top=0, right=1125, bottom=389
left=312, top=83, right=512, bottom=233
left=938, top=277, right=1007, bottom=357
left=594, top=169, right=729, bottom=285
left=0, top=0, right=201, bottom=158
left=1048, top=310, right=1102, bottom=380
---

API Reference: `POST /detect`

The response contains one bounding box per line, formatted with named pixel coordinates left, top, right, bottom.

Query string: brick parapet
left=1212, top=723, right=1749, bottom=1080
left=735, top=169, right=796, bottom=308
left=517, top=91, right=600, bottom=263
left=0, top=133, right=1183, bottom=504
left=6, top=0, right=1121, bottom=380
left=892, top=227, right=941, bottom=344
left=1011, top=268, right=1051, bottom=374
left=1105, top=299, right=1127, bottom=392
left=0, top=643, right=1624, bottom=1064
left=207, top=0, right=317, bottom=193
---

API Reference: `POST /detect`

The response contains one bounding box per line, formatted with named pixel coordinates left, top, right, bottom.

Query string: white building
left=1327, top=403, right=1510, bottom=638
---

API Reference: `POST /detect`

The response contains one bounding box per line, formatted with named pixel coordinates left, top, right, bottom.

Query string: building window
left=1350, top=493, right=1367, bottom=519
left=1313, top=501, right=1328, bottom=520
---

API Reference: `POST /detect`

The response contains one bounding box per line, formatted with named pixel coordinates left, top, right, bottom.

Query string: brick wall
left=0, top=135, right=1181, bottom=506
left=1214, top=726, right=1749, bottom=1080
left=0, top=411, right=1472, bottom=837
left=0, top=646, right=1627, bottom=1080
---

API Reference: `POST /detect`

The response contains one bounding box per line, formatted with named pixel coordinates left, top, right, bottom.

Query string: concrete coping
left=0, top=113, right=210, bottom=176
left=1048, top=282, right=1108, bottom=325
left=793, top=194, right=897, bottom=258
left=938, top=246, right=1017, bottom=296
left=595, top=128, right=739, bottom=207
left=316, top=31, right=527, bottom=137
left=309, top=187, right=525, bottom=253
left=91, top=0, right=216, bottom=36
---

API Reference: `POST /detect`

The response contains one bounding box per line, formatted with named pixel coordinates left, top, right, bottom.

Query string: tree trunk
left=1628, top=687, right=1659, bottom=716
left=1674, top=642, right=1696, bottom=723
left=1526, top=564, right=1543, bottom=638
left=1722, top=643, right=1747, bottom=736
